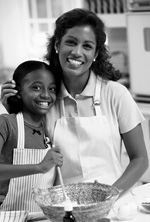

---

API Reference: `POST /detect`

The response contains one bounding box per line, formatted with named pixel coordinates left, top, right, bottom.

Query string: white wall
left=0, top=0, right=29, bottom=68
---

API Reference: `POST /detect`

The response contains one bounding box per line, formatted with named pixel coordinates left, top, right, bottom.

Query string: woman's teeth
left=68, top=59, right=82, bottom=67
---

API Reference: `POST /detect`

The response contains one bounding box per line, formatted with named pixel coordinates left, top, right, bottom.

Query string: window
left=27, top=0, right=63, bottom=59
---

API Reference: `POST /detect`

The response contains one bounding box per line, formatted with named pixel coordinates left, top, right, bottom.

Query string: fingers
left=1, top=80, right=17, bottom=100
left=1, top=79, right=16, bottom=90
left=0, top=80, right=18, bottom=111
left=52, top=145, right=61, bottom=153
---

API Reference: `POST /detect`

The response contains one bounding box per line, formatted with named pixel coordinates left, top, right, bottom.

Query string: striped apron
left=0, top=112, right=55, bottom=212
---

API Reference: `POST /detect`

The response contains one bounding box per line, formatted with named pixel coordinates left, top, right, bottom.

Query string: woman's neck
left=63, top=72, right=90, bottom=98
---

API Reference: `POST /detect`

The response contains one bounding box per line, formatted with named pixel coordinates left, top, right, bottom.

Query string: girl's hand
left=1, top=80, right=17, bottom=112
left=38, top=146, right=63, bottom=173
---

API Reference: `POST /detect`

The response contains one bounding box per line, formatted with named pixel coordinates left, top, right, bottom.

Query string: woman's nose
left=71, top=45, right=82, bottom=56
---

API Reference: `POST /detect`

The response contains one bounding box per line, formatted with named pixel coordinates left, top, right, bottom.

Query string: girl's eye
left=33, top=85, right=41, bottom=90
left=49, top=87, right=56, bottom=93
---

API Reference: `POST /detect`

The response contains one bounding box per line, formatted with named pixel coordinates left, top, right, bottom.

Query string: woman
left=1, top=8, right=148, bottom=195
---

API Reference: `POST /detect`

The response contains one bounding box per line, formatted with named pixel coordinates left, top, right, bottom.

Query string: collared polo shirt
left=58, top=71, right=97, bottom=118
left=46, top=71, right=144, bottom=161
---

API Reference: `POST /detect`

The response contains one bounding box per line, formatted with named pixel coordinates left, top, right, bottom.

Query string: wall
left=0, top=0, right=29, bottom=68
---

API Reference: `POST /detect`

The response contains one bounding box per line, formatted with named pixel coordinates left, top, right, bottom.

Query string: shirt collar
left=57, top=71, right=97, bottom=99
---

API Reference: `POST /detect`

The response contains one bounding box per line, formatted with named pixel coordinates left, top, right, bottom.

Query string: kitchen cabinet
left=126, top=12, right=150, bottom=98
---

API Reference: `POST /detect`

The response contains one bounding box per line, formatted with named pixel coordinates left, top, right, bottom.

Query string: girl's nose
left=41, top=89, right=50, bottom=98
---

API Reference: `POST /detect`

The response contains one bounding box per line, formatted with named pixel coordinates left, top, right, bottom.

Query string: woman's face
left=57, top=25, right=97, bottom=79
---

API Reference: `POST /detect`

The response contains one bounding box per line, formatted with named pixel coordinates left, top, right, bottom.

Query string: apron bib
left=0, top=112, right=55, bottom=212
left=54, top=78, right=122, bottom=185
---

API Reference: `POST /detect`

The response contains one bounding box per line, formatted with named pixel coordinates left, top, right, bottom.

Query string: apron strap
left=93, top=77, right=102, bottom=116
left=16, top=112, right=25, bottom=149
left=60, top=99, right=65, bottom=118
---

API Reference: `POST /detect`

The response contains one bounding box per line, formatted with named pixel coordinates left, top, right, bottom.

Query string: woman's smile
left=67, top=58, right=83, bottom=68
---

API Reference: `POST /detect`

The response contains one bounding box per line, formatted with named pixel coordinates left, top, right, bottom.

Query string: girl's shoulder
left=0, top=113, right=17, bottom=144
left=0, top=113, right=17, bottom=123
left=0, top=113, right=17, bottom=131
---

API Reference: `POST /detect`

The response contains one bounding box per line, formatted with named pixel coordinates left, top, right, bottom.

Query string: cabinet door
left=126, top=12, right=150, bottom=96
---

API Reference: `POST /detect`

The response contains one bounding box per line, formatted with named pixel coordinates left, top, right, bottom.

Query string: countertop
left=1, top=185, right=150, bottom=222
left=27, top=186, right=150, bottom=222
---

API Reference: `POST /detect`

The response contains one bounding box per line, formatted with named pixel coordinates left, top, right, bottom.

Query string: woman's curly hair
left=45, top=8, right=121, bottom=81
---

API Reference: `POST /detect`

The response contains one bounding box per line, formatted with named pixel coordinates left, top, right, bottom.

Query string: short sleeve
left=117, top=89, right=144, bottom=134
left=0, top=115, right=10, bottom=142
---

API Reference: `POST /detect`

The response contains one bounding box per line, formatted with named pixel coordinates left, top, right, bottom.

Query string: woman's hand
left=1, top=80, right=17, bottom=112
left=38, top=146, right=63, bottom=173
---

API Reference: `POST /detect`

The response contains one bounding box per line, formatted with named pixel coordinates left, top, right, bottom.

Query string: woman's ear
left=54, top=41, right=59, bottom=54
left=95, top=52, right=98, bottom=60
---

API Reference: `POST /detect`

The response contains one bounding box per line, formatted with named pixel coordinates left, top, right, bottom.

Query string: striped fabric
left=0, top=211, right=28, bottom=222
left=0, top=112, right=55, bottom=212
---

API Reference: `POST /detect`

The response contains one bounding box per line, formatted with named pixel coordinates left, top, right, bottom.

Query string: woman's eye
left=66, top=40, right=76, bottom=45
left=84, top=44, right=92, bottom=49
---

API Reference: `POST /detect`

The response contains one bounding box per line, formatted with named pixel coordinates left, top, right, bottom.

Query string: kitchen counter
left=27, top=190, right=150, bottom=222
left=1, top=184, right=150, bottom=222
left=108, top=190, right=150, bottom=222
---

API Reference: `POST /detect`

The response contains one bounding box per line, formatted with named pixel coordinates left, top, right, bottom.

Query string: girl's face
left=19, top=69, right=56, bottom=117
left=57, top=25, right=97, bottom=79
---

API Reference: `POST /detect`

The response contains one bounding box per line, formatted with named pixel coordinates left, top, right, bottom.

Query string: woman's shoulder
left=101, top=79, right=129, bottom=98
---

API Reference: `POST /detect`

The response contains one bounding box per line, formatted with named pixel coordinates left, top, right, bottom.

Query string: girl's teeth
left=38, top=102, right=49, bottom=107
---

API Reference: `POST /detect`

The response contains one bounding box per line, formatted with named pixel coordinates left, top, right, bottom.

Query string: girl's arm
left=113, top=123, right=149, bottom=195
left=0, top=135, right=63, bottom=180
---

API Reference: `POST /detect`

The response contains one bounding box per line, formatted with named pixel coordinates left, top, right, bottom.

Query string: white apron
left=54, top=78, right=123, bottom=185
left=0, top=112, right=55, bottom=212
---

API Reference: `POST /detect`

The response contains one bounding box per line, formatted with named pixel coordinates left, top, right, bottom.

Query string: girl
left=0, top=60, right=63, bottom=211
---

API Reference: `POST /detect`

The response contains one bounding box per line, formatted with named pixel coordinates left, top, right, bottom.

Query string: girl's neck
left=22, top=112, right=43, bottom=128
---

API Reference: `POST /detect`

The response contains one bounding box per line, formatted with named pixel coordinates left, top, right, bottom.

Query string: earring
left=93, top=58, right=96, bottom=62
left=56, top=49, right=58, bottom=54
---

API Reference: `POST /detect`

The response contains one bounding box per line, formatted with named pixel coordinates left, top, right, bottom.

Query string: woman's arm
left=113, top=123, right=149, bottom=195
left=0, top=80, right=17, bottom=112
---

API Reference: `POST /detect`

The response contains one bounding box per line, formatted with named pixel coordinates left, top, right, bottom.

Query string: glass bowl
left=32, top=181, right=121, bottom=222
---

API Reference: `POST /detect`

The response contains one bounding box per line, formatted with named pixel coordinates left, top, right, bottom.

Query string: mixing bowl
left=32, top=181, right=120, bottom=222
